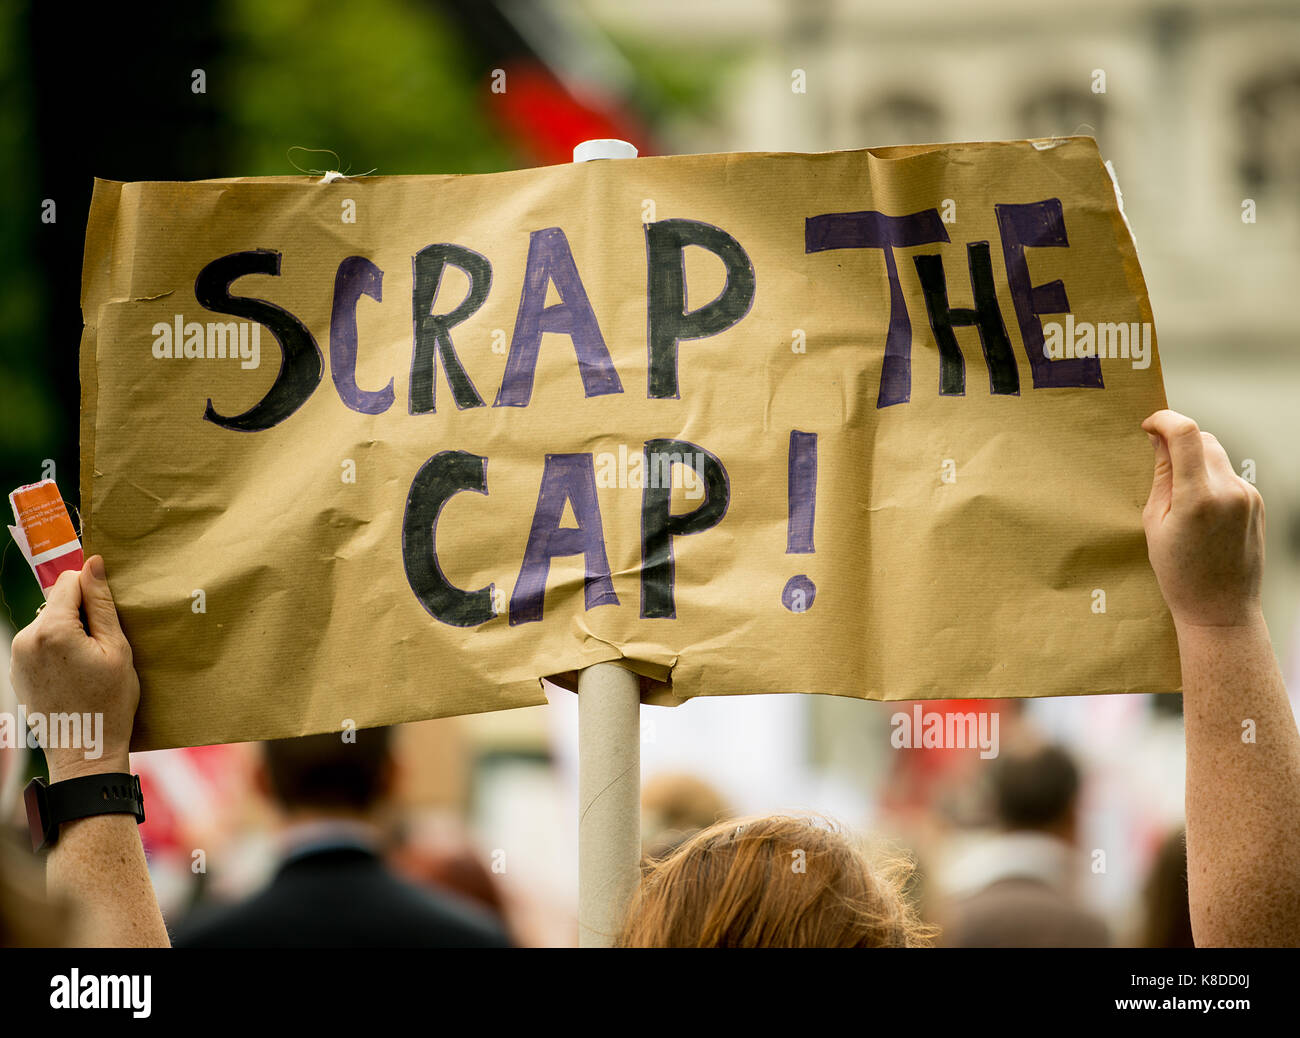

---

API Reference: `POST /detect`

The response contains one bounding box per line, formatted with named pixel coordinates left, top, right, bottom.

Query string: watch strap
left=24, top=773, right=145, bottom=851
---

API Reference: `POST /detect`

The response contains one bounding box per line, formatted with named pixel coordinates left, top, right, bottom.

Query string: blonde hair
left=618, top=813, right=937, bottom=948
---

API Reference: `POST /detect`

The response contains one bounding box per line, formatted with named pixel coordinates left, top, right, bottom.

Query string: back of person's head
left=990, top=743, right=1079, bottom=834
left=1139, top=826, right=1194, bottom=948
left=618, top=814, right=935, bottom=948
left=262, top=726, right=393, bottom=815
left=641, top=772, right=732, bottom=859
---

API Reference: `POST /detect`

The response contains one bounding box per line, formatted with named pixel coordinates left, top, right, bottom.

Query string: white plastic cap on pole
left=572, top=138, right=642, bottom=949
left=573, top=138, right=638, bottom=163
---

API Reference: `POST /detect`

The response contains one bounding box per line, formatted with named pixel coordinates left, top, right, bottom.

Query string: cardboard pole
left=577, top=660, right=641, bottom=947
left=573, top=138, right=642, bottom=949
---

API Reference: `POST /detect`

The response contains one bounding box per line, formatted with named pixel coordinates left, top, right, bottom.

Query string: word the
left=806, top=198, right=1107, bottom=406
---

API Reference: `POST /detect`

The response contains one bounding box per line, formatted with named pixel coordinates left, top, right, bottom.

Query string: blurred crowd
left=0, top=682, right=1198, bottom=948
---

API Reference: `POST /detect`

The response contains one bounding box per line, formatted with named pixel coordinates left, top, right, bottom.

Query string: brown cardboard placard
left=79, top=138, right=1180, bottom=751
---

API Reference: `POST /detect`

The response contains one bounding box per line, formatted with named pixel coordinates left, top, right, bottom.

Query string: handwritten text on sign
left=153, top=199, right=1106, bottom=627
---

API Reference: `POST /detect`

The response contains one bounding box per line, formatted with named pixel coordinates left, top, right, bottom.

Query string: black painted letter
left=913, top=242, right=1019, bottom=397
left=645, top=220, right=755, bottom=399
left=402, top=450, right=494, bottom=628
left=195, top=249, right=322, bottom=431
left=410, top=244, right=490, bottom=414
left=640, top=439, right=730, bottom=619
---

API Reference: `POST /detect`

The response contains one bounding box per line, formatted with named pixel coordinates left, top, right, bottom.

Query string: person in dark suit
left=176, top=727, right=510, bottom=948
left=939, top=744, right=1109, bottom=948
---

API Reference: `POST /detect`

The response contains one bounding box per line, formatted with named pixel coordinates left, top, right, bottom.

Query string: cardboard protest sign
left=79, top=137, right=1181, bottom=751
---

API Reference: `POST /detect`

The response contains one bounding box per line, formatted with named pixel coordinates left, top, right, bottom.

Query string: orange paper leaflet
left=7, top=479, right=83, bottom=596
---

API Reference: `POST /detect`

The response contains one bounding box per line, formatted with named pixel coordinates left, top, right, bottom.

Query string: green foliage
left=221, top=0, right=516, bottom=176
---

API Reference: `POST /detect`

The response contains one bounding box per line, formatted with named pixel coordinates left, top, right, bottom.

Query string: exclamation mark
left=782, top=429, right=817, bottom=613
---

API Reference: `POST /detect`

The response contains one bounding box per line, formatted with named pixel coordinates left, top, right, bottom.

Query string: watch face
left=23, top=779, right=49, bottom=852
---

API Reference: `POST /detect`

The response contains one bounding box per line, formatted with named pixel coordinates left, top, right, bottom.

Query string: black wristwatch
left=24, top=773, right=145, bottom=852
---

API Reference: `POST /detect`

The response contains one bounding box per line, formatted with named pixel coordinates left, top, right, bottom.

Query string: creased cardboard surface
left=79, top=138, right=1180, bottom=751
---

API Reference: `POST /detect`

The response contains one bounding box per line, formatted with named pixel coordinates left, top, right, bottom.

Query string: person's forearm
left=1179, top=613, right=1300, bottom=947
left=10, top=559, right=170, bottom=947
left=46, top=813, right=170, bottom=947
